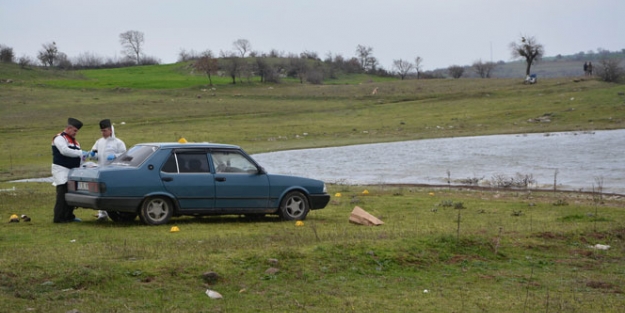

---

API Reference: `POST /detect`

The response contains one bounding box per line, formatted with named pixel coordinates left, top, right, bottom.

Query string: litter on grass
left=206, top=289, right=223, bottom=299
left=589, top=244, right=610, bottom=250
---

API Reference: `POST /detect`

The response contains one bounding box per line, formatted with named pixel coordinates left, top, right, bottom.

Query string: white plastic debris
left=206, top=289, right=223, bottom=299
left=423, top=289, right=429, bottom=293
left=589, top=244, right=610, bottom=250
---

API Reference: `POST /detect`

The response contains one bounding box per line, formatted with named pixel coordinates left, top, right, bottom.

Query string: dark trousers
left=53, top=183, right=75, bottom=223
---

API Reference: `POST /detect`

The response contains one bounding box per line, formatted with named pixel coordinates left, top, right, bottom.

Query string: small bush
left=596, top=57, right=624, bottom=83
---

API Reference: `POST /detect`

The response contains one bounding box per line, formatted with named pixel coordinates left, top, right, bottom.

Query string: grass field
left=0, top=62, right=624, bottom=312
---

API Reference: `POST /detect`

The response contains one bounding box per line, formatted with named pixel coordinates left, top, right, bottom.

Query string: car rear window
left=110, top=145, right=158, bottom=167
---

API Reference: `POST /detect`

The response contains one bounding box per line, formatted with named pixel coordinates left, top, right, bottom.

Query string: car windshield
left=109, top=145, right=158, bottom=167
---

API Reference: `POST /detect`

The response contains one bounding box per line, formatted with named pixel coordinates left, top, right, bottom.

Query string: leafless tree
left=509, top=35, right=544, bottom=76
left=37, top=41, right=59, bottom=67
left=219, top=51, right=245, bottom=84
left=233, top=39, right=251, bottom=58
left=448, top=65, right=465, bottom=78
left=18, top=55, right=33, bottom=69
left=178, top=49, right=199, bottom=62
left=393, top=59, right=414, bottom=80
left=255, top=57, right=273, bottom=83
left=596, top=57, right=624, bottom=83
left=355, top=45, right=377, bottom=72
left=74, top=52, right=104, bottom=68
left=289, top=57, right=309, bottom=84
left=414, top=56, right=423, bottom=79
left=119, top=30, right=145, bottom=64
left=194, top=50, right=218, bottom=86
left=55, top=52, right=72, bottom=69
left=472, top=59, right=497, bottom=78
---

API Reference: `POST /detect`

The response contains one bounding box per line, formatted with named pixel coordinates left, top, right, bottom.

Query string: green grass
left=0, top=62, right=624, bottom=312
left=1, top=183, right=624, bottom=312
left=1, top=73, right=624, bottom=181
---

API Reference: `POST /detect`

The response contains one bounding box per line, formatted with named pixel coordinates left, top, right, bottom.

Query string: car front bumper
left=309, top=194, right=331, bottom=210
left=66, top=193, right=143, bottom=213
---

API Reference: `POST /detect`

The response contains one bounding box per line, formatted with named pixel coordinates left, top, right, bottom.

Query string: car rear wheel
left=139, top=196, right=173, bottom=225
left=279, top=191, right=309, bottom=221
left=108, top=211, right=137, bottom=222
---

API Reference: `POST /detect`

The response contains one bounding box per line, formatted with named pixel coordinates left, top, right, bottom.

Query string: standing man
left=52, top=117, right=87, bottom=223
left=91, top=119, right=126, bottom=221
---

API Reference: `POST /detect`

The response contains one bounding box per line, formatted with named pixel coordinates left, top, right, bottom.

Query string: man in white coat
left=91, top=119, right=127, bottom=220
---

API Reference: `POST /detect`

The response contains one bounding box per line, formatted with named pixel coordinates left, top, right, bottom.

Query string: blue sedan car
left=66, top=142, right=331, bottom=225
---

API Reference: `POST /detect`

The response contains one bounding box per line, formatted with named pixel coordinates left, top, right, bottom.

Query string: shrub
left=0, top=45, right=14, bottom=63
left=596, top=57, right=624, bottom=83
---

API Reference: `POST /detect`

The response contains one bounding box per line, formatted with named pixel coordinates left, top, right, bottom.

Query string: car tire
left=139, top=196, right=173, bottom=225
left=108, top=211, right=137, bottom=222
left=279, top=191, right=309, bottom=221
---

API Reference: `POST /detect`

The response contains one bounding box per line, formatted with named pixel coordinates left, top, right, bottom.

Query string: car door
left=160, top=149, right=217, bottom=211
left=210, top=149, right=270, bottom=210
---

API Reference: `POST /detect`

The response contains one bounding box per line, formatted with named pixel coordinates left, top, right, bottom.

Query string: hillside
left=1, top=60, right=624, bottom=182
left=434, top=52, right=625, bottom=79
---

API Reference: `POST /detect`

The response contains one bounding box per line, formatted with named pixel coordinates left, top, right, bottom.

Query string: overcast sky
left=1, top=0, right=623, bottom=71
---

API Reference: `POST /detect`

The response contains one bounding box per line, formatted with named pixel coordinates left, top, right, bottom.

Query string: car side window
left=162, top=152, right=209, bottom=173
left=161, top=154, right=179, bottom=173
left=179, top=153, right=209, bottom=173
left=211, top=151, right=258, bottom=174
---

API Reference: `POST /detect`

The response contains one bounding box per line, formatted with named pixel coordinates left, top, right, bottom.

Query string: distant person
left=90, top=119, right=127, bottom=221
left=583, top=62, right=588, bottom=76
left=587, top=62, right=593, bottom=76
left=51, top=117, right=87, bottom=223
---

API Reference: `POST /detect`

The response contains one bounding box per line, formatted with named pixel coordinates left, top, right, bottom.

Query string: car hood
left=266, top=174, right=325, bottom=192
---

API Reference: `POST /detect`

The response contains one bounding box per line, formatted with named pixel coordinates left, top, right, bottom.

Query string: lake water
left=13, top=130, right=623, bottom=195
left=252, top=130, right=625, bottom=195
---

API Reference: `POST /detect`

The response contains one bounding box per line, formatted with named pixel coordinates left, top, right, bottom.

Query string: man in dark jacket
left=51, top=117, right=87, bottom=223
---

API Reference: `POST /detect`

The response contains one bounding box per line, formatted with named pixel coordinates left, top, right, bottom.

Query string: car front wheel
left=139, top=196, right=173, bottom=225
left=279, top=191, right=309, bottom=221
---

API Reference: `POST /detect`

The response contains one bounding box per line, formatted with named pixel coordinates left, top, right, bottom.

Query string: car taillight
left=68, top=180, right=76, bottom=191
left=99, top=182, right=107, bottom=193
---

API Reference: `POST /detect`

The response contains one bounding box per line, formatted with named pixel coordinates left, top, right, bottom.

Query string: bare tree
left=233, top=39, right=251, bottom=58
left=472, top=59, right=497, bottom=78
left=393, top=59, right=413, bottom=80
left=55, top=52, right=72, bottom=69
left=178, top=49, right=199, bottom=62
left=219, top=51, right=244, bottom=84
left=255, top=57, right=272, bottom=83
left=194, top=50, right=218, bottom=86
left=596, top=57, right=624, bottom=83
left=289, top=57, right=309, bottom=84
left=74, top=52, right=104, bottom=68
left=37, top=41, right=59, bottom=67
left=414, top=56, right=423, bottom=79
left=448, top=65, right=465, bottom=78
left=119, top=30, right=145, bottom=64
left=18, top=55, right=33, bottom=69
left=355, top=45, right=377, bottom=72
left=509, top=35, right=544, bottom=76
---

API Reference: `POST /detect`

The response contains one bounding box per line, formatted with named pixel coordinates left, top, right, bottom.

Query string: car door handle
left=162, top=177, right=173, bottom=182
left=215, top=177, right=226, bottom=182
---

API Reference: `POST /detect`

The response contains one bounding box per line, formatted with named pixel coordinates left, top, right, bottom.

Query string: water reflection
left=253, top=130, right=625, bottom=195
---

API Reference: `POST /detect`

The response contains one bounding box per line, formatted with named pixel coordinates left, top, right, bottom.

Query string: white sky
left=1, top=0, right=623, bottom=71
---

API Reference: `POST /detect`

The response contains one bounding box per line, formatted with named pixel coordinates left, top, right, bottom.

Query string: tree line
left=1, top=31, right=623, bottom=83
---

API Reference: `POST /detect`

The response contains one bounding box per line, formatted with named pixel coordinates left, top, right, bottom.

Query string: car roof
left=137, top=142, right=241, bottom=150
